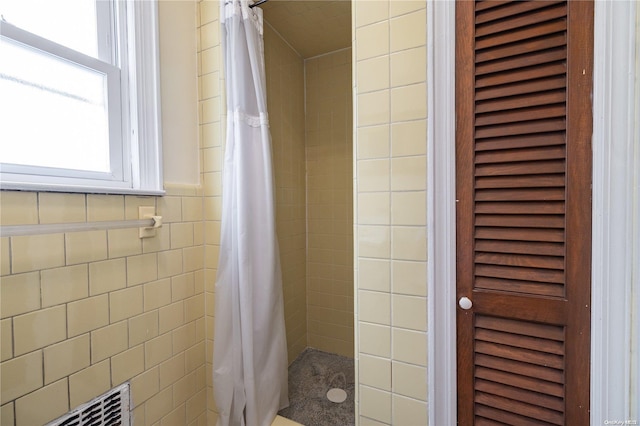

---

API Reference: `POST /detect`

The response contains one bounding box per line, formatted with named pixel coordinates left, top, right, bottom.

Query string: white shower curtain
left=213, top=1, right=289, bottom=425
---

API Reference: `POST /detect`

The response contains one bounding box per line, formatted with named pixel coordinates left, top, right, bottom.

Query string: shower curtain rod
left=250, top=0, right=269, bottom=8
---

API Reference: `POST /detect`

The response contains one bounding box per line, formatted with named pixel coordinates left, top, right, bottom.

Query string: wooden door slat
left=476, top=315, right=565, bottom=340
left=476, top=252, right=564, bottom=270
left=476, top=392, right=564, bottom=425
left=476, top=174, right=566, bottom=189
left=475, top=118, right=566, bottom=139
left=476, top=214, right=565, bottom=228
left=475, top=1, right=564, bottom=25
left=475, top=276, right=564, bottom=297
left=475, top=227, right=565, bottom=243
left=476, top=63, right=566, bottom=89
left=476, top=47, right=566, bottom=76
left=476, top=105, right=566, bottom=127
left=475, top=341, right=564, bottom=369
left=476, top=354, right=564, bottom=383
left=475, top=133, right=565, bottom=151
left=476, top=3, right=567, bottom=37
left=475, top=201, right=565, bottom=215
left=476, top=20, right=567, bottom=50
left=474, top=240, right=564, bottom=256
left=476, top=379, right=565, bottom=412
left=476, top=405, right=554, bottom=426
left=476, top=91, right=566, bottom=114
left=476, top=34, right=566, bottom=65
left=475, top=367, right=564, bottom=397
left=476, top=264, right=565, bottom=284
left=475, top=187, right=565, bottom=202
left=475, top=31, right=567, bottom=64
left=475, top=161, right=565, bottom=177
left=476, top=76, right=566, bottom=101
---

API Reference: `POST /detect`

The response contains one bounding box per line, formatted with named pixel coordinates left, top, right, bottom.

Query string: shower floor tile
left=278, top=348, right=355, bottom=426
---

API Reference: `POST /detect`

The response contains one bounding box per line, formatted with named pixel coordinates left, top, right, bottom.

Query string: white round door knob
left=458, top=297, right=473, bottom=310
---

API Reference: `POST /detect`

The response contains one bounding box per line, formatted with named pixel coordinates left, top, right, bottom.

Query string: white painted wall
left=158, top=0, right=200, bottom=185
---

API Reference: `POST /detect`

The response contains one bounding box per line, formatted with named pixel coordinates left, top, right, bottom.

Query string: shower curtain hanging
left=213, top=1, right=289, bottom=425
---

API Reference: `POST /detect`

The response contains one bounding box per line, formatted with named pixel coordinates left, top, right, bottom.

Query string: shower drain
left=326, top=388, right=347, bottom=403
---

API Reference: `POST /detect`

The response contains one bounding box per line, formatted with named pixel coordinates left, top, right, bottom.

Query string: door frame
left=426, top=1, right=640, bottom=424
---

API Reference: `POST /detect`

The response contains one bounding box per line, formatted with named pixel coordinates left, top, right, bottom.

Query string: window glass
left=0, top=0, right=99, bottom=57
left=0, top=39, right=110, bottom=172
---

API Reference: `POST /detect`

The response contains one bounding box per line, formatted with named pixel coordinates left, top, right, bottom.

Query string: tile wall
left=0, top=188, right=207, bottom=426
left=264, top=24, right=309, bottom=365
left=353, top=1, right=429, bottom=424
left=305, top=50, right=354, bottom=358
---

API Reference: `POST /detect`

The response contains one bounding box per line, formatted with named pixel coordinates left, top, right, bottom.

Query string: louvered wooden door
left=455, top=1, right=593, bottom=425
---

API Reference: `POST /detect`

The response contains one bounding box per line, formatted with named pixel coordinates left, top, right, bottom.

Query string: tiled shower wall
left=353, top=1, right=429, bottom=424
left=264, top=24, right=308, bottom=365
left=305, top=50, right=354, bottom=358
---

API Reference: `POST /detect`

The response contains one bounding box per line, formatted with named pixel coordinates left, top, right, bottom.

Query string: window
left=0, top=0, right=163, bottom=194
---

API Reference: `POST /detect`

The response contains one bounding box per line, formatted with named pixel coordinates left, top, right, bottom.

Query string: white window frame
left=0, top=0, right=163, bottom=195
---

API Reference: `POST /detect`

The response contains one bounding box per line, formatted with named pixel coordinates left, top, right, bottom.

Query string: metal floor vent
left=46, top=383, right=130, bottom=426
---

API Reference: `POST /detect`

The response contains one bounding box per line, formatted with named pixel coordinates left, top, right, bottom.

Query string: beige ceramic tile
left=43, top=334, right=90, bottom=385
left=359, top=354, right=391, bottom=391
left=145, top=332, right=173, bottom=369
left=356, top=21, right=389, bottom=61
left=357, top=90, right=390, bottom=127
left=0, top=319, right=12, bottom=361
left=124, top=197, right=155, bottom=220
left=391, top=83, right=427, bottom=122
left=1, top=237, right=10, bottom=276
left=172, top=273, right=196, bottom=302
left=392, top=327, right=427, bottom=366
left=65, top=230, right=108, bottom=265
left=142, top=225, right=171, bottom=253
left=357, top=193, right=390, bottom=225
left=392, top=394, right=428, bottom=425
left=162, top=404, right=187, bottom=426
left=355, top=0, right=389, bottom=28
left=357, top=225, right=390, bottom=259
left=171, top=222, right=195, bottom=249
left=41, top=264, right=89, bottom=307
left=390, top=47, right=426, bottom=88
left=391, top=191, right=426, bottom=226
left=357, top=125, right=390, bottom=160
left=14, top=378, right=68, bottom=426
left=1, top=271, right=40, bottom=318
left=159, top=302, right=185, bottom=334
left=358, top=159, right=390, bottom=193
left=357, top=56, right=389, bottom=93
left=359, top=385, right=391, bottom=424
left=158, top=249, right=184, bottom=279
left=200, top=21, right=219, bottom=50
left=109, top=286, right=144, bottom=323
left=0, top=191, right=38, bottom=225
left=183, top=246, right=204, bottom=272
left=392, top=260, right=427, bottom=296
left=89, top=258, right=126, bottom=295
left=391, top=120, right=427, bottom=157
left=38, top=193, right=86, bottom=224
left=107, top=228, right=142, bottom=258
left=392, top=361, right=427, bottom=400
left=359, top=322, right=391, bottom=358
left=11, top=234, right=65, bottom=274
left=159, top=353, right=185, bottom=389
left=157, top=196, right=183, bottom=223
left=13, top=305, right=66, bottom=355
left=111, top=344, right=145, bottom=386
left=359, top=290, right=390, bottom=325
left=358, top=259, right=390, bottom=292
left=127, top=253, right=158, bottom=286
left=144, top=278, right=172, bottom=311
left=0, top=351, right=42, bottom=404
left=129, top=311, right=159, bottom=347
left=86, top=194, right=125, bottom=222
left=1, top=402, right=14, bottom=426
left=391, top=156, right=426, bottom=191
left=390, top=8, right=426, bottom=52
left=91, top=321, right=128, bottom=362
left=67, top=295, right=109, bottom=337
left=68, top=360, right=111, bottom=408
left=391, top=294, right=427, bottom=331
left=145, top=387, right=173, bottom=425
left=392, top=226, right=426, bottom=261
left=130, top=366, right=159, bottom=405
left=390, top=0, right=425, bottom=17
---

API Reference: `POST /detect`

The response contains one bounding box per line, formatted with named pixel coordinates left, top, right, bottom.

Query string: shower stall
left=261, top=1, right=354, bottom=365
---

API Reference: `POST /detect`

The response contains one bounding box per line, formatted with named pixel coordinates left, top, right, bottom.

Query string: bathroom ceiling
left=261, top=0, right=351, bottom=58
